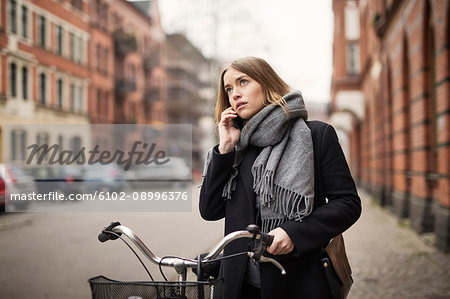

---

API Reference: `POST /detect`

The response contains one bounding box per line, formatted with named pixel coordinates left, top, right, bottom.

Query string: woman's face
left=223, top=68, right=265, bottom=120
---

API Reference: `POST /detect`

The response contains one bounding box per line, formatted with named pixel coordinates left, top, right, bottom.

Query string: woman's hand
left=266, top=227, right=294, bottom=255
left=218, top=107, right=241, bottom=154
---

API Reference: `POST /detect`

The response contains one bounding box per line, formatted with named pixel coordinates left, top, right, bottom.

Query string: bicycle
left=88, top=222, right=286, bottom=299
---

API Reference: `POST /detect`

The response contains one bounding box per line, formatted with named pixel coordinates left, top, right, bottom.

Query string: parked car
left=26, top=165, right=85, bottom=196
left=83, top=163, right=128, bottom=193
left=124, top=157, right=191, bottom=188
left=0, top=164, right=36, bottom=211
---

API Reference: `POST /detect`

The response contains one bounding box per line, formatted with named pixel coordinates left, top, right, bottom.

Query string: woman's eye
left=240, top=79, right=248, bottom=86
left=225, top=87, right=232, bottom=94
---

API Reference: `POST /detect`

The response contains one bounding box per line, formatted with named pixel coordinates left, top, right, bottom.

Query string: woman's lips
left=236, top=102, right=247, bottom=110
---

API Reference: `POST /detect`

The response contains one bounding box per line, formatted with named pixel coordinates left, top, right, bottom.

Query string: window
left=56, top=25, right=63, bottom=55
left=39, top=15, right=46, bottom=47
left=39, top=73, right=46, bottom=104
left=21, top=5, right=27, bottom=38
left=96, top=0, right=101, bottom=20
left=344, top=1, right=360, bottom=40
left=103, top=4, right=108, bottom=29
left=104, top=92, right=109, bottom=118
left=10, top=62, right=17, bottom=97
left=70, top=32, right=75, bottom=60
left=96, top=44, right=100, bottom=70
left=57, top=78, right=63, bottom=109
left=36, top=132, right=50, bottom=161
left=97, top=89, right=101, bottom=115
left=36, top=132, right=49, bottom=147
left=22, top=66, right=27, bottom=100
left=346, top=42, right=360, bottom=75
left=70, top=83, right=75, bottom=111
left=71, top=0, right=82, bottom=11
left=11, top=130, right=16, bottom=160
left=96, top=1, right=108, bottom=29
left=70, top=136, right=82, bottom=162
left=104, top=49, right=108, bottom=73
left=78, top=86, right=83, bottom=112
left=10, top=0, right=17, bottom=33
left=129, top=64, right=136, bottom=82
left=58, top=135, right=64, bottom=154
left=11, top=130, right=27, bottom=161
left=77, top=36, right=83, bottom=63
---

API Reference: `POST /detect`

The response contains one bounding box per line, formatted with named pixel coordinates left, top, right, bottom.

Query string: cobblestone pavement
left=345, top=190, right=450, bottom=299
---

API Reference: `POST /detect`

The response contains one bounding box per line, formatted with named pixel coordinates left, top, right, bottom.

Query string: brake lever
left=245, top=224, right=286, bottom=275
left=247, top=252, right=286, bottom=275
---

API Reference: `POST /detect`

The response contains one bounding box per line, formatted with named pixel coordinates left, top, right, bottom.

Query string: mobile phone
left=233, top=115, right=244, bottom=130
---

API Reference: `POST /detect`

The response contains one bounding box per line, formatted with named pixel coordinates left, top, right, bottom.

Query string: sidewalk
left=345, top=190, right=450, bottom=299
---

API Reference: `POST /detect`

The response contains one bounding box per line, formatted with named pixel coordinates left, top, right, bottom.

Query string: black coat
left=199, top=120, right=361, bottom=299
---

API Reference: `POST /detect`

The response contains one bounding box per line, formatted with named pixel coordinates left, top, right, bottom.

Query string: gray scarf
left=203, top=90, right=314, bottom=233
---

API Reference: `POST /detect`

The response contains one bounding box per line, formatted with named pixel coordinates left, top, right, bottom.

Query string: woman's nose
left=232, top=88, right=242, bottom=101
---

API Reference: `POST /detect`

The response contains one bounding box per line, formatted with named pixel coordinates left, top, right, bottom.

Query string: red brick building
left=89, top=0, right=167, bottom=125
left=0, top=0, right=167, bottom=162
left=0, top=0, right=90, bottom=162
left=331, top=0, right=450, bottom=252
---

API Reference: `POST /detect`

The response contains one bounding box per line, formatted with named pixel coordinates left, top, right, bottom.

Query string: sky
left=158, top=0, right=334, bottom=103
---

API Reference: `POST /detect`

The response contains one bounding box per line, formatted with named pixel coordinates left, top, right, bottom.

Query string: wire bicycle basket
left=89, top=275, right=223, bottom=299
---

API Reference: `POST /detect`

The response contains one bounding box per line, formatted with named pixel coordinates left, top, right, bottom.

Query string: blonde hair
left=215, top=57, right=291, bottom=123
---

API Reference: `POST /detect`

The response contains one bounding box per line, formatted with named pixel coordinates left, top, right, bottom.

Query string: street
left=345, top=190, right=450, bottom=299
left=0, top=187, right=449, bottom=298
left=0, top=183, right=224, bottom=298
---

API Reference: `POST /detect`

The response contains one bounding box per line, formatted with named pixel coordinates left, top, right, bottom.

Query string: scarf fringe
left=252, top=164, right=274, bottom=200
left=253, top=165, right=313, bottom=232
left=222, top=168, right=238, bottom=199
left=262, top=217, right=287, bottom=234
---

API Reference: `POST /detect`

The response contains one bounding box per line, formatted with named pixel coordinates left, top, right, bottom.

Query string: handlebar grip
left=98, top=232, right=110, bottom=242
left=262, top=233, right=274, bottom=247
left=98, top=221, right=122, bottom=243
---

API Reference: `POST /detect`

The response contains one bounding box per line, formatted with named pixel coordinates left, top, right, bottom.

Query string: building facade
left=0, top=0, right=167, bottom=163
left=88, top=0, right=167, bottom=125
left=107, top=0, right=167, bottom=125
left=331, top=0, right=450, bottom=252
left=0, top=0, right=90, bottom=163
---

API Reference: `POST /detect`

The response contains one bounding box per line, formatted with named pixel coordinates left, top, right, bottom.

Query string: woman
left=199, top=57, right=361, bottom=299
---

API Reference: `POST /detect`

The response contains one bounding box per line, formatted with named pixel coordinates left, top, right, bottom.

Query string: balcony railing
left=143, top=56, right=159, bottom=71
left=115, top=78, right=136, bottom=94
left=143, top=89, right=160, bottom=103
left=113, top=30, right=138, bottom=55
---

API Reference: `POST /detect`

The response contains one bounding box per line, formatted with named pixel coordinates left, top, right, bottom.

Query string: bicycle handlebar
left=98, top=222, right=285, bottom=275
